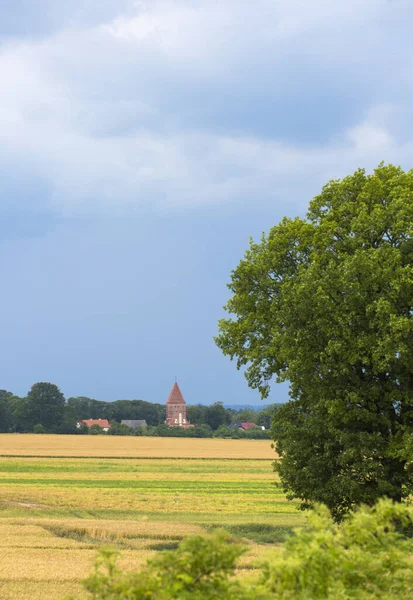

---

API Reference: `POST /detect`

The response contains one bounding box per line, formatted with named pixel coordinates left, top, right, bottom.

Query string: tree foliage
left=261, top=499, right=413, bottom=599
left=27, top=382, right=66, bottom=432
left=187, top=403, right=232, bottom=430
left=216, top=164, right=413, bottom=517
left=67, top=397, right=165, bottom=426
left=67, top=500, right=413, bottom=600
left=0, top=390, right=14, bottom=432
left=75, top=532, right=247, bottom=600
left=204, top=402, right=231, bottom=430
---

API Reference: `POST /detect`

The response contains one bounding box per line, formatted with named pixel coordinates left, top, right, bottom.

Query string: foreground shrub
left=67, top=500, right=413, bottom=600
left=261, top=499, right=413, bottom=599
left=70, top=532, right=249, bottom=600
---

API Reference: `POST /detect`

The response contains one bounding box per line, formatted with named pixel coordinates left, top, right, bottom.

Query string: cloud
left=0, top=0, right=412, bottom=217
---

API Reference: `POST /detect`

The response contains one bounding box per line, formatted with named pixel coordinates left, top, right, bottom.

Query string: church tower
left=165, top=381, right=191, bottom=428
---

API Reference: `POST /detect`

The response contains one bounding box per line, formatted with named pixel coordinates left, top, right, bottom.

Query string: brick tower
left=165, top=381, right=191, bottom=428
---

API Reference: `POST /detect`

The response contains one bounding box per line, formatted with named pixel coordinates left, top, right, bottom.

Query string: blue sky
left=1, top=0, right=412, bottom=405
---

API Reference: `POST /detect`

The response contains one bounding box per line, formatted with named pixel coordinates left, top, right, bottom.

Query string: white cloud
left=346, top=123, right=393, bottom=153
left=0, top=0, right=412, bottom=216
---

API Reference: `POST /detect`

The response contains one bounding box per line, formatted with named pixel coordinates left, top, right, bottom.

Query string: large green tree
left=216, top=164, right=413, bottom=519
left=27, top=382, right=66, bottom=432
left=204, top=402, right=231, bottom=430
left=186, top=404, right=208, bottom=425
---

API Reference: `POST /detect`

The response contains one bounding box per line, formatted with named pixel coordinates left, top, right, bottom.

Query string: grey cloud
left=0, top=0, right=412, bottom=217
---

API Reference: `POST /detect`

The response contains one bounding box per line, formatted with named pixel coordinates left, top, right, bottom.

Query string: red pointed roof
left=166, top=382, right=186, bottom=405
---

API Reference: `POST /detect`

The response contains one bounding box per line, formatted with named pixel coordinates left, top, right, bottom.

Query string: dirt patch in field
left=0, top=500, right=50, bottom=510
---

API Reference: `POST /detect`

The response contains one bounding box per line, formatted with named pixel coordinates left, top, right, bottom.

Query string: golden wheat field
left=0, top=435, right=298, bottom=600
left=0, top=434, right=276, bottom=459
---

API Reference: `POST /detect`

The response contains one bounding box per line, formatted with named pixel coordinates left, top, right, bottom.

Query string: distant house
left=121, top=419, right=147, bottom=429
left=240, top=422, right=258, bottom=430
left=229, top=422, right=260, bottom=431
left=77, top=419, right=111, bottom=432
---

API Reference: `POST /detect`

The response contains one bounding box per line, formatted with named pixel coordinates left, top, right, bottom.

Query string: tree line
left=0, top=383, right=277, bottom=438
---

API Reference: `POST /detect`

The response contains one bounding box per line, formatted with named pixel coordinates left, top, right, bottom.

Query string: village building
left=121, top=419, right=147, bottom=429
left=228, top=421, right=262, bottom=431
left=77, top=419, right=111, bottom=432
left=165, top=381, right=193, bottom=428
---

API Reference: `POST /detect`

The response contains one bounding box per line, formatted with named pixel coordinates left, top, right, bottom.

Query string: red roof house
left=240, top=422, right=258, bottom=430
left=77, top=419, right=111, bottom=431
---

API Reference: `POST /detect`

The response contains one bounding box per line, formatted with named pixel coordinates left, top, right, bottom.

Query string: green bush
left=33, top=423, right=47, bottom=434
left=66, top=500, right=413, bottom=600
left=107, top=422, right=133, bottom=436
left=88, top=424, right=106, bottom=435
left=261, top=499, right=413, bottom=599
left=68, top=532, right=249, bottom=600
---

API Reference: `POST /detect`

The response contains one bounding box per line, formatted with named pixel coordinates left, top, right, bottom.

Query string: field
left=0, top=435, right=302, bottom=600
left=0, top=434, right=276, bottom=459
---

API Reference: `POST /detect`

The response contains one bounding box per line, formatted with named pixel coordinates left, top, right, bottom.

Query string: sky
left=1, top=0, right=413, bottom=406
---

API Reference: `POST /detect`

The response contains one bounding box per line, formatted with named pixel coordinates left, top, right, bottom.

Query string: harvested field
left=0, top=437, right=298, bottom=600
left=0, top=434, right=275, bottom=459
